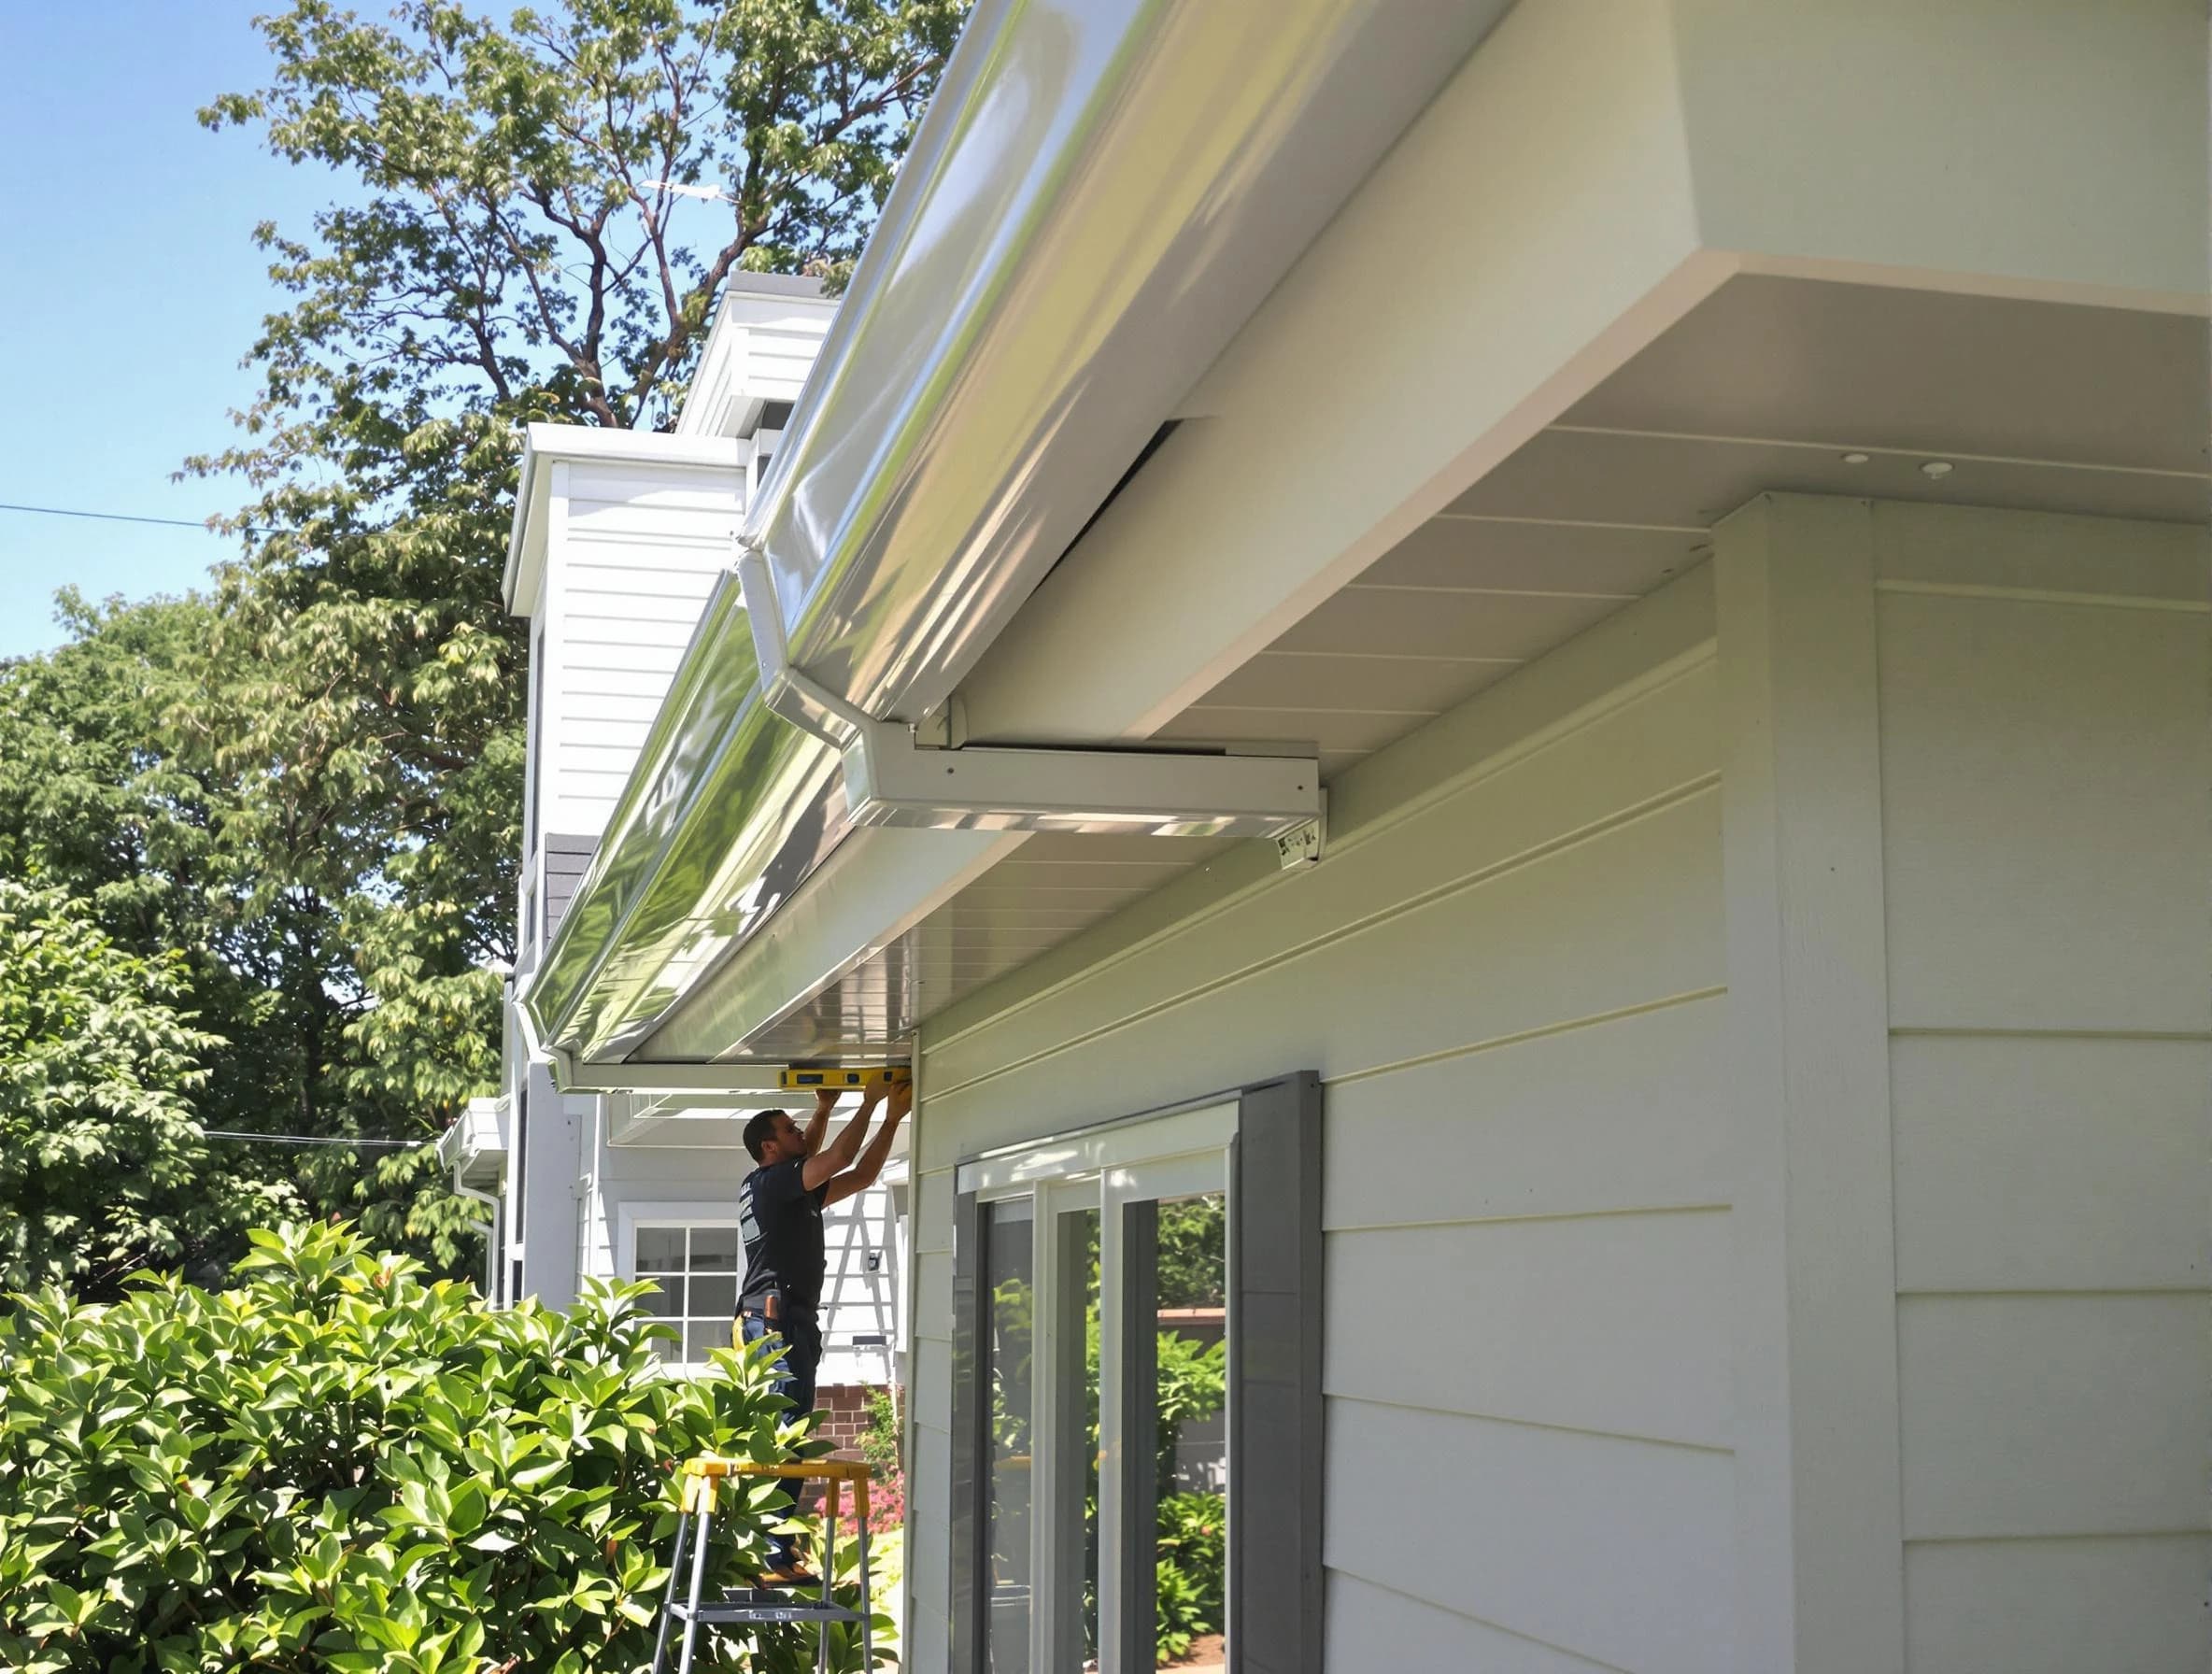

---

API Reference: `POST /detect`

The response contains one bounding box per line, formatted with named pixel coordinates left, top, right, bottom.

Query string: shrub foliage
left=0, top=1222, right=882, bottom=1673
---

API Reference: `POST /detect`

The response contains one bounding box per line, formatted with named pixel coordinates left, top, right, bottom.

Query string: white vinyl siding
left=677, top=289, right=833, bottom=439
left=1870, top=505, right=2212, bottom=1673
left=905, top=574, right=1726, bottom=1674
left=537, top=459, right=744, bottom=840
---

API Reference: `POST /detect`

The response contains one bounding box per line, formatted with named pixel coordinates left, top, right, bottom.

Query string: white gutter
left=520, top=0, right=1502, bottom=1071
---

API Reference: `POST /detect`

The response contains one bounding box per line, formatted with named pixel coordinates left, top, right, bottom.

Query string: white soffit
left=702, top=275, right=2205, bottom=1059
left=1155, top=277, right=2208, bottom=774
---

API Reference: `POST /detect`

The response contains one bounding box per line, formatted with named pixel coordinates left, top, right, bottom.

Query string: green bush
left=1153, top=1492, right=1225, bottom=1663
left=0, top=1222, right=889, bottom=1673
left=1150, top=1333, right=1224, bottom=1504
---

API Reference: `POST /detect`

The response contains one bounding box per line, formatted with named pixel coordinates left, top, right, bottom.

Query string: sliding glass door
left=964, top=1105, right=1233, bottom=1674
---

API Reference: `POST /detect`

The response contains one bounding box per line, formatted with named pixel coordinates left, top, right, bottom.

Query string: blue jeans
left=739, top=1310, right=822, bottom=1564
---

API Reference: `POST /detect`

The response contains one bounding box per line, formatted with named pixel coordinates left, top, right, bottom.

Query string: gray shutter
left=1116, top=1199, right=1160, bottom=1674
left=948, top=1188, right=984, bottom=1673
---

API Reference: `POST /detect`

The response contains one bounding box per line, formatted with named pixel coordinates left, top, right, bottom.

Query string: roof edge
left=502, top=425, right=743, bottom=614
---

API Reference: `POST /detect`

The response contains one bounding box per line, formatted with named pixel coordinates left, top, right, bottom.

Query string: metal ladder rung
left=674, top=1597, right=868, bottom=1625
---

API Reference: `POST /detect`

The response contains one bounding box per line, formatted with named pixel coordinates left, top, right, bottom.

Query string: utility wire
left=0, top=501, right=238, bottom=533
left=201, top=1128, right=426, bottom=1150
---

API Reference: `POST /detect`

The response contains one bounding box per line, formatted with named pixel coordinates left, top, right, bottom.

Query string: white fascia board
left=674, top=276, right=837, bottom=440
left=958, top=0, right=1720, bottom=745
left=1674, top=0, right=2208, bottom=310
left=501, top=424, right=743, bottom=614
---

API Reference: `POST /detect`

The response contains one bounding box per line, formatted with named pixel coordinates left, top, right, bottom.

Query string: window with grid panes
left=632, top=1224, right=742, bottom=1364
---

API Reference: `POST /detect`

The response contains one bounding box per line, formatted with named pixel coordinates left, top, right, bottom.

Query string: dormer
left=675, top=272, right=835, bottom=499
left=503, top=276, right=837, bottom=972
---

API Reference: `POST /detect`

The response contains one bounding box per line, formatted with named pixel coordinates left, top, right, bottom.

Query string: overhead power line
left=0, top=501, right=236, bottom=533
left=201, top=1128, right=426, bottom=1150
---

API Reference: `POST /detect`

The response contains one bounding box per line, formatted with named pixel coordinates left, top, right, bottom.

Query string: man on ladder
left=737, top=1075, right=911, bottom=1584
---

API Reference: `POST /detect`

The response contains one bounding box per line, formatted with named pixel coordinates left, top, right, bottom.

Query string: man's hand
left=886, top=1078, right=913, bottom=1122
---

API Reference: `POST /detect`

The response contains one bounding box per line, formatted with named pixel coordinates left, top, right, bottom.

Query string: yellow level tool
left=775, top=1065, right=911, bottom=1091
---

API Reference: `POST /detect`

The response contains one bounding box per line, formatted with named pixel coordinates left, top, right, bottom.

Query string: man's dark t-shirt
left=738, top=1156, right=827, bottom=1315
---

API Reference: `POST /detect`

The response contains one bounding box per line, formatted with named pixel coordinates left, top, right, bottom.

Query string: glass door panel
left=1099, top=1153, right=1229, bottom=1674
left=1147, top=1192, right=1227, bottom=1670
left=1040, top=1197, right=1101, bottom=1672
left=963, top=1107, right=1232, bottom=1674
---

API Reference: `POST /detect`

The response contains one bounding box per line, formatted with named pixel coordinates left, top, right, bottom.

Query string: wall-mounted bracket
left=737, top=534, right=1322, bottom=841
left=1274, top=794, right=1327, bottom=869
left=842, top=719, right=1322, bottom=840
left=915, top=693, right=970, bottom=750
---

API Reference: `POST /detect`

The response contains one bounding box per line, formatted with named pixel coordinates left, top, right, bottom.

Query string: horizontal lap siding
left=1328, top=1404, right=1732, bottom=1674
left=1325, top=1570, right=1624, bottom=1673
left=539, top=835, right=598, bottom=939
left=1873, top=505, right=2212, bottom=1671
left=908, top=580, right=1727, bottom=1673
left=1326, top=1207, right=1733, bottom=1450
left=543, top=461, right=741, bottom=836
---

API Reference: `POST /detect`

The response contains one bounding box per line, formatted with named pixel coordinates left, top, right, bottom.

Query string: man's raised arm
left=801, top=1086, right=837, bottom=1155
left=824, top=1079, right=911, bottom=1206
left=801, top=1081, right=887, bottom=1192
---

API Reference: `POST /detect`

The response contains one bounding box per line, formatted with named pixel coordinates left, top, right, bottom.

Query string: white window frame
left=617, top=1200, right=744, bottom=1372
left=957, top=1099, right=1236, bottom=1199
left=962, top=1104, right=1236, bottom=1673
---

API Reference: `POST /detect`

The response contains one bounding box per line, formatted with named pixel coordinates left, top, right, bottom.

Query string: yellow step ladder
left=648, top=1456, right=876, bottom=1674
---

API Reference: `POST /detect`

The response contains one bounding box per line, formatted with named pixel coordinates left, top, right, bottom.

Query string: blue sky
left=0, top=2, right=346, bottom=659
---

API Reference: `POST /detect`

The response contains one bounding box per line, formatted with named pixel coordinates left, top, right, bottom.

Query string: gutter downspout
left=737, top=542, right=873, bottom=749
left=451, top=1178, right=501, bottom=1301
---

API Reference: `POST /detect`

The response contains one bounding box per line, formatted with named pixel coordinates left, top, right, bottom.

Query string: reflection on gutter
left=739, top=0, right=1505, bottom=730
left=522, top=0, right=1505, bottom=1069
left=517, top=575, right=847, bottom=1065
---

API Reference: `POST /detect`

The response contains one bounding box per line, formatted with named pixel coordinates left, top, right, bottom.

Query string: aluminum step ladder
left=649, top=1455, right=875, bottom=1674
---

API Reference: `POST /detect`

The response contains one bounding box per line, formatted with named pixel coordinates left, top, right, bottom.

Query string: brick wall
left=813, top=1383, right=884, bottom=1457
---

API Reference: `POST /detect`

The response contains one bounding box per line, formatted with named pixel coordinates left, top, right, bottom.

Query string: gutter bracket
left=1274, top=792, right=1327, bottom=869
left=737, top=534, right=1323, bottom=840
left=842, top=718, right=1322, bottom=839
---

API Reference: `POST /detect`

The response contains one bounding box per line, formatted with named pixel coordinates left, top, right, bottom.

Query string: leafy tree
left=1156, top=1195, right=1225, bottom=1309
left=0, top=1, right=969, bottom=1292
left=0, top=595, right=467, bottom=1278
left=189, top=0, right=959, bottom=1257
left=0, top=876, right=282, bottom=1297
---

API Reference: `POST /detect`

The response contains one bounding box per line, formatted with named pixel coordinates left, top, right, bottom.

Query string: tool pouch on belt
left=744, top=1287, right=783, bottom=1323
